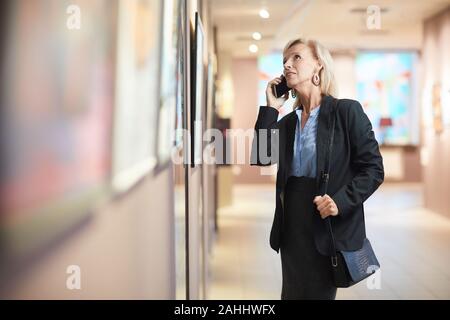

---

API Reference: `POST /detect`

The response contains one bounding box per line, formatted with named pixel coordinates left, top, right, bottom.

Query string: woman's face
left=283, top=43, right=321, bottom=89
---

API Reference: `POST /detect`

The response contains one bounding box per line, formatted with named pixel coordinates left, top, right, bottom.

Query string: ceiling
left=210, top=0, right=450, bottom=57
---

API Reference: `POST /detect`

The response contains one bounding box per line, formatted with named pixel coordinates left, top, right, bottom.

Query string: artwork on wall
left=174, top=1, right=187, bottom=151
left=190, top=11, right=206, bottom=167
left=205, top=52, right=218, bottom=132
left=432, top=82, right=444, bottom=134
left=355, top=51, right=420, bottom=146
left=112, top=0, right=162, bottom=192
left=172, top=0, right=188, bottom=300
left=156, top=0, right=179, bottom=169
left=0, top=0, right=116, bottom=263
left=422, top=82, right=450, bottom=133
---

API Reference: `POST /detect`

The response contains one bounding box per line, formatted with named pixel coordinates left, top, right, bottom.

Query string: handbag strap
left=321, top=98, right=338, bottom=266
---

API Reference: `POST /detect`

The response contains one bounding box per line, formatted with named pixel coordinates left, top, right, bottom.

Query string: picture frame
left=190, top=11, right=206, bottom=168
left=432, top=82, right=443, bottom=135
left=355, top=51, right=420, bottom=146
left=205, top=53, right=216, bottom=133
left=0, top=0, right=117, bottom=266
left=172, top=0, right=188, bottom=300
left=112, top=0, right=162, bottom=192
left=155, top=0, right=179, bottom=172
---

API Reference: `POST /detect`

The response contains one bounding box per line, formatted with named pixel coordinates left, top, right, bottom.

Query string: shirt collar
left=296, top=105, right=321, bottom=117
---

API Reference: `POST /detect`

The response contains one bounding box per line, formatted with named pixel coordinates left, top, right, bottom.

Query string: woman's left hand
left=313, top=194, right=339, bottom=219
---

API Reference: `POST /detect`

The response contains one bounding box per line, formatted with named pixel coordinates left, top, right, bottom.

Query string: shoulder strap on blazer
left=321, top=98, right=339, bottom=263
left=321, top=97, right=338, bottom=194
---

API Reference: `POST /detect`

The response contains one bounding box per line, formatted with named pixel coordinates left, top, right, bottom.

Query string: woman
left=251, top=38, right=384, bottom=299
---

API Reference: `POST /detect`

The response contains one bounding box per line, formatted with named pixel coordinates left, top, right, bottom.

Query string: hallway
left=210, top=183, right=450, bottom=300
left=1, top=0, right=450, bottom=301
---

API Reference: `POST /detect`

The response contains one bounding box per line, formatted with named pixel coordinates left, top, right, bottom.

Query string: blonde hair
left=283, top=38, right=338, bottom=109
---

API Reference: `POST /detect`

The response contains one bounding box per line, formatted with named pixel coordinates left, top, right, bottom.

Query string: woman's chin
left=287, top=80, right=297, bottom=88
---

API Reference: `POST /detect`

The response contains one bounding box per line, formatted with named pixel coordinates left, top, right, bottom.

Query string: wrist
left=267, top=101, right=280, bottom=110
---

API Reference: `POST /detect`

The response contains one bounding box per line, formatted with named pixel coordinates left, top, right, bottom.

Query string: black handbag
left=320, top=98, right=380, bottom=288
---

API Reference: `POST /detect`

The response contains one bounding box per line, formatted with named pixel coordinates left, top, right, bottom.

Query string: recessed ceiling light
left=249, top=44, right=258, bottom=53
left=252, top=32, right=262, bottom=41
left=259, top=9, right=270, bottom=19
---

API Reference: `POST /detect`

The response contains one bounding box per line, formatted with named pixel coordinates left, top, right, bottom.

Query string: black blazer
left=251, top=95, right=384, bottom=255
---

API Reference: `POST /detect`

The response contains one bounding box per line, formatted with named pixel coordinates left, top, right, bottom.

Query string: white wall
left=332, top=52, right=357, bottom=99
left=422, top=7, right=450, bottom=218
left=3, top=169, right=175, bottom=299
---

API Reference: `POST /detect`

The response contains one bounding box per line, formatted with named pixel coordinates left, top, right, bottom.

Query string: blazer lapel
left=315, top=95, right=334, bottom=192
left=283, top=111, right=298, bottom=186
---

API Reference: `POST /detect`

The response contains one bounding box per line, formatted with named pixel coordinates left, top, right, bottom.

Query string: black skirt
left=280, top=176, right=337, bottom=300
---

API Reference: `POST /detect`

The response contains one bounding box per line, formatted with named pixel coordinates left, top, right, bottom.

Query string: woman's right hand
left=266, top=76, right=289, bottom=110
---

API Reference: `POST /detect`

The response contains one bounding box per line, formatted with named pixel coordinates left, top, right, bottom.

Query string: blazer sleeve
left=250, top=106, right=280, bottom=166
left=332, top=101, right=384, bottom=218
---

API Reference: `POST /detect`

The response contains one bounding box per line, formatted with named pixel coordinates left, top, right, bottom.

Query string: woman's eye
left=283, top=55, right=300, bottom=64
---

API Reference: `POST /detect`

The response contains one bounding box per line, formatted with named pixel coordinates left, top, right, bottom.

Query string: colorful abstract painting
left=356, top=52, right=419, bottom=145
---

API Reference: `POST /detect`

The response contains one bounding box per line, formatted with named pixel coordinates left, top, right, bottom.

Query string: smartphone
left=273, top=75, right=290, bottom=98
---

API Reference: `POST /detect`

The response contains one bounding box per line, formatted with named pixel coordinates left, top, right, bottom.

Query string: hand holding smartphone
left=266, top=75, right=290, bottom=110
left=273, top=75, right=291, bottom=98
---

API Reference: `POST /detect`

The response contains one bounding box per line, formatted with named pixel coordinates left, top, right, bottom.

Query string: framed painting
left=432, top=82, right=444, bottom=134
left=355, top=51, right=420, bottom=146
left=112, top=0, right=162, bottom=192
left=190, top=11, right=206, bottom=167
left=172, top=0, right=188, bottom=300
left=155, top=0, right=179, bottom=171
left=0, top=0, right=116, bottom=265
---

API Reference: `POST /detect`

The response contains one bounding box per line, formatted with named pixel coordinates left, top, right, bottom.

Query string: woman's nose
left=284, top=61, right=293, bottom=70
left=284, top=64, right=291, bottom=71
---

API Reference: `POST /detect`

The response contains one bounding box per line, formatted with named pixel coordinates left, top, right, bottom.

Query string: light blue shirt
left=290, top=105, right=321, bottom=178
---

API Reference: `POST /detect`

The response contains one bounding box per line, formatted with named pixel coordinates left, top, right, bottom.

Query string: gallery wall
left=422, top=6, right=450, bottom=218
left=0, top=0, right=188, bottom=299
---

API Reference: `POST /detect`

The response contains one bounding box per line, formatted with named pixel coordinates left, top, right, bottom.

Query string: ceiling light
left=249, top=44, right=258, bottom=53
left=259, top=9, right=270, bottom=19
left=252, top=32, right=262, bottom=41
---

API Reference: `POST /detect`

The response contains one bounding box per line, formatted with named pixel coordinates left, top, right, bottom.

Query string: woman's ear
left=317, top=63, right=323, bottom=72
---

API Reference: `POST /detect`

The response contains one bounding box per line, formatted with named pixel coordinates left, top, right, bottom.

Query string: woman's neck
left=297, top=87, right=322, bottom=114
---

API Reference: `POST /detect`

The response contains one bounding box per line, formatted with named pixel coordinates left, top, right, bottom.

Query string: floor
left=208, top=183, right=450, bottom=300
